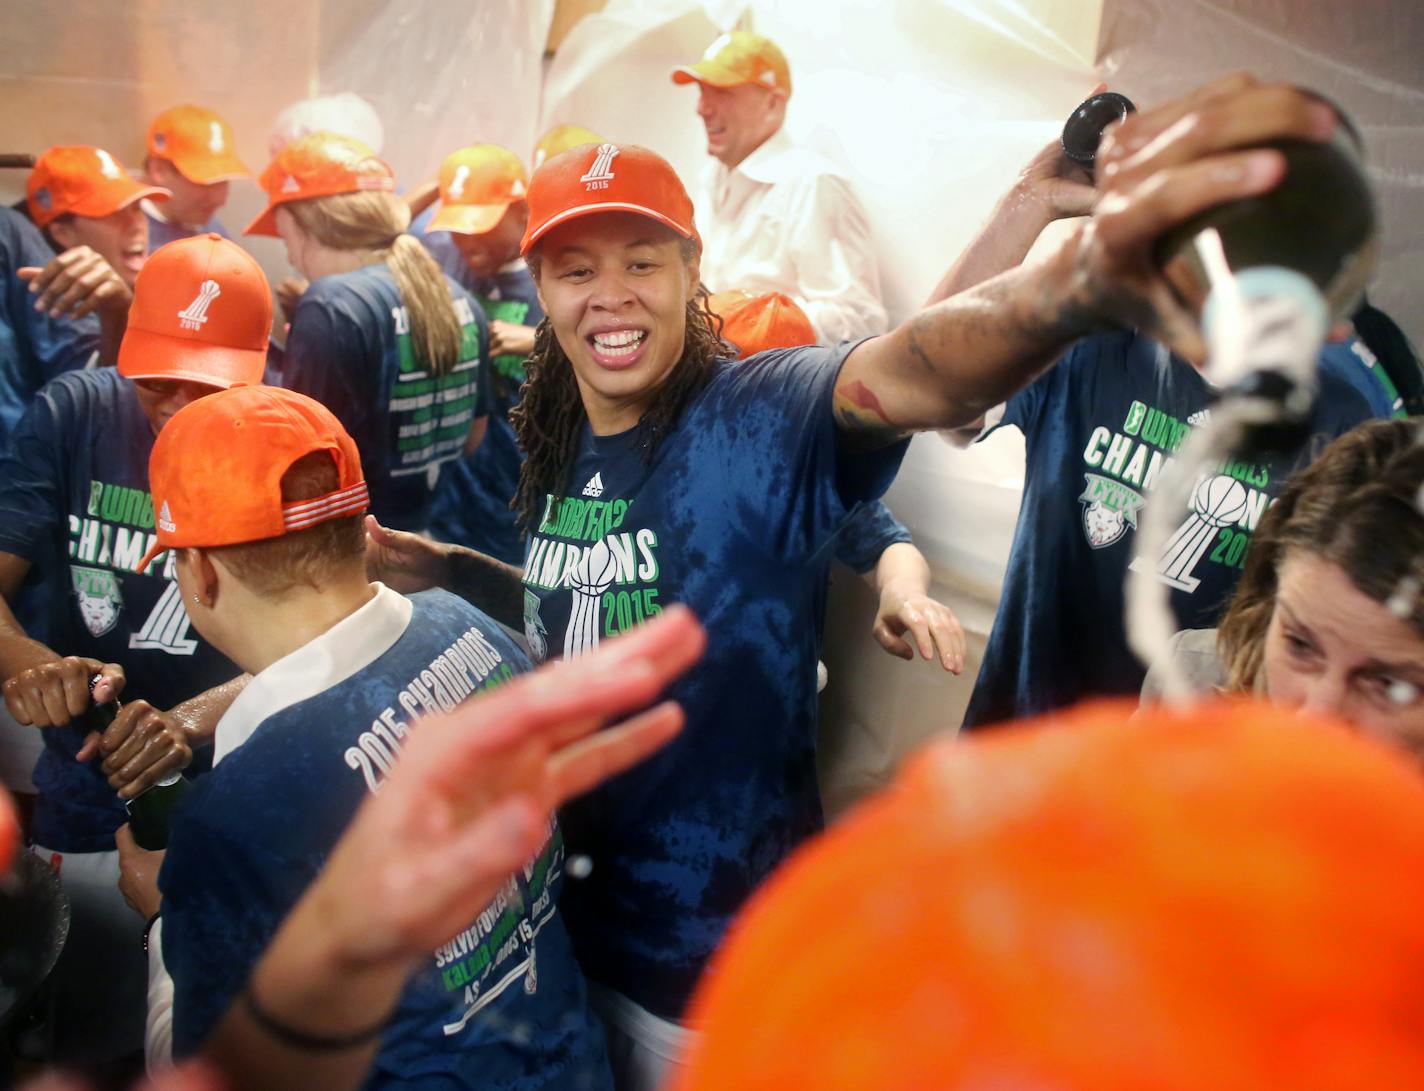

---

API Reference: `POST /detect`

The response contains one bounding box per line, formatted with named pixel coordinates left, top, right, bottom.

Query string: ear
left=187, top=547, right=222, bottom=607
left=48, top=217, right=78, bottom=251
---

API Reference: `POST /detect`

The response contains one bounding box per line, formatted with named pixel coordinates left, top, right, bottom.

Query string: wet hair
left=509, top=236, right=727, bottom=533
left=284, top=191, right=465, bottom=376
left=208, top=451, right=365, bottom=596
left=1218, top=419, right=1424, bottom=690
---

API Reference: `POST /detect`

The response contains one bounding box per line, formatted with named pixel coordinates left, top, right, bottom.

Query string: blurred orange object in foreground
left=677, top=700, right=1424, bottom=1091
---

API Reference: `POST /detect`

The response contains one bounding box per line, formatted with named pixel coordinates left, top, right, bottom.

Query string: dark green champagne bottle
left=126, top=773, right=193, bottom=851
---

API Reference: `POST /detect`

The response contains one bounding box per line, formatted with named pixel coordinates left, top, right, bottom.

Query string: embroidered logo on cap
left=34, top=188, right=51, bottom=211
left=158, top=500, right=176, bottom=533
left=280, top=174, right=301, bottom=194
left=208, top=121, right=225, bottom=153
left=580, top=144, right=619, bottom=191
left=95, top=149, right=122, bottom=179
left=177, top=279, right=222, bottom=331
left=448, top=164, right=470, bottom=200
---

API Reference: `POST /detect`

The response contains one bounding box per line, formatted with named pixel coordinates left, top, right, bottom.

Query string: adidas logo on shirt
left=582, top=472, right=605, bottom=498
left=1187, top=409, right=1211, bottom=427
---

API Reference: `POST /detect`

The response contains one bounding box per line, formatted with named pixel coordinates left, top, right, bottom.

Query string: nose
left=589, top=267, right=635, bottom=312
left=697, top=87, right=715, bottom=119
left=1298, top=672, right=1351, bottom=719
left=165, top=381, right=213, bottom=416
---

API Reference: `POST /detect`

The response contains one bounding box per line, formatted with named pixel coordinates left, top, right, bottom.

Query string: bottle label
left=1201, top=265, right=1328, bottom=394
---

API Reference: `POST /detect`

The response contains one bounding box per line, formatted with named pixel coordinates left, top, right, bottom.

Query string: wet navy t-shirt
left=0, top=369, right=237, bottom=851
left=427, top=262, right=544, bottom=564
left=162, top=589, right=611, bottom=1090
left=520, top=343, right=907, bottom=1017
left=144, top=211, right=231, bottom=254
left=962, top=330, right=1379, bottom=730
left=281, top=263, right=492, bottom=531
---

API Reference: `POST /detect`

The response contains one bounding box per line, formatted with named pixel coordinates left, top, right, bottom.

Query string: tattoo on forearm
left=834, top=379, right=911, bottom=449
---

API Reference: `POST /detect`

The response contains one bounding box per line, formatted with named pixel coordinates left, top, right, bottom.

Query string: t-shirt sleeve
left=712, top=344, right=909, bottom=567
left=0, top=376, right=72, bottom=562
left=833, top=500, right=913, bottom=573
left=161, top=805, right=304, bottom=1057
left=281, top=292, right=374, bottom=457
left=5, top=217, right=101, bottom=376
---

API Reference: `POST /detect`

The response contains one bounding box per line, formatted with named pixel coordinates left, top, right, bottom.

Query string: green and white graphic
left=71, top=565, right=122, bottom=638
left=130, top=579, right=199, bottom=654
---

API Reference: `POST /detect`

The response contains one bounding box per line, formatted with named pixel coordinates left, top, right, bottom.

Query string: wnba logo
left=580, top=144, right=619, bottom=191
left=177, top=280, right=221, bottom=331
left=1131, top=474, right=1250, bottom=593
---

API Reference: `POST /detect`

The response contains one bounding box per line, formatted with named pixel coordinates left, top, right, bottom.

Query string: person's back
left=963, top=328, right=1382, bottom=729
left=140, top=387, right=611, bottom=1088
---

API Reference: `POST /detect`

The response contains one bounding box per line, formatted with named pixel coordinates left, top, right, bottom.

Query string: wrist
left=1031, top=224, right=1106, bottom=341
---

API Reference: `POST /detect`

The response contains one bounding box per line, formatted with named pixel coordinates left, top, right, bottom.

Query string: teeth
left=593, top=330, right=645, bottom=357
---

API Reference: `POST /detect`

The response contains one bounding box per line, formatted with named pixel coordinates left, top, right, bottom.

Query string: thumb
left=76, top=731, right=101, bottom=763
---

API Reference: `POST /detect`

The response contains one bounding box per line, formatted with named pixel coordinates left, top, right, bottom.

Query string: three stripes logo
left=177, top=279, right=221, bottom=331
left=582, top=472, right=605, bottom=498
left=580, top=144, right=619, bottom=191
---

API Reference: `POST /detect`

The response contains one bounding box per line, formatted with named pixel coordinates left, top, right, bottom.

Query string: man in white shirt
left=672, top=31, right=888, bottom=344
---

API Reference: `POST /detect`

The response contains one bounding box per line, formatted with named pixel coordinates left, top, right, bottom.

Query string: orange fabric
left=521, top=143, right=698, bottom=255
left=118, top=234, right=271, bottom=388
left=677, top=699, right=1424, bottom=1091
left=709, top=290, right=816, bottom=356
left=671, top=31, right=791, bottom=95
left=244, top=131, right=395, bottom=237
left=0, top=789, right=14, bottom=873
left=428, top=144, right=529, bottom=236
left=27, top=145, right=168, bottom=229
left=147, top=104, right=249, bottom=184
left=533, top=124, right=604, bottom=170
left=137, top=386, right=367, bottom=572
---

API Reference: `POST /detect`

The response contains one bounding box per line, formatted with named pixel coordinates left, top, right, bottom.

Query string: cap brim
left=671, top=62, right=748, bottom=88
left=135, top=539, right=167, bottom=575
left=243, top=202, right=281, bottom=237
left=523, top=202, right=696, bottom=255
left=118, top=326, right=267, bottom=388
left=72, top=181, right=170, bottom=220
left=429, top=201, right=510, bottom=235
left=169, top=151, right=251, bottom=185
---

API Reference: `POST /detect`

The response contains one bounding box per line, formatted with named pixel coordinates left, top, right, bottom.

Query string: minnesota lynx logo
left=1079, top=473, right=1145, bottom=549
left=523, top=590, right=548, bottom=663
left=72, top=566, right=122, bottom=638
left=580, top=144, right=619, bottom=190
left=177, top=281, right=221, bottom=331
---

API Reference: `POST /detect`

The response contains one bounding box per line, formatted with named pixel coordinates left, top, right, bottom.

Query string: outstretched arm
left=833, top=76, right=1338, bottom=449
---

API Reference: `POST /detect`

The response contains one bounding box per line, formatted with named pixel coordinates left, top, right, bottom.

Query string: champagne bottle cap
left=1062, top=91, right=1136, bottom=166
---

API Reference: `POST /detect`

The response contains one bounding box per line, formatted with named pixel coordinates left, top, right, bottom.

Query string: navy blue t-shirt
left=161, top=589, right=610, bottom=1090
left=1319, top=334, right=1406, bottom=419
left=144, top=211, right=231, bottom=254
left=0, top=369, right=237, bottom=851
left=520, top=343, right=907, bottom=1017
left=833, top=500, right=912, bottom=573
left=427, top=263, right=544, bottom=564
left=0, top=207, right=100, bottom=447
left=281, top=263, right=492, bottom=531
left=962, top=330, right=1380, bottom=730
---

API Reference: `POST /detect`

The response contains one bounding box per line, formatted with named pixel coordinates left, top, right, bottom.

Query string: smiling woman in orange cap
left=0, top=233, right=266, bottom=1066
left=363, top=78, right=1354, bottom=1088
left=247, top=132, right=491, bottom=533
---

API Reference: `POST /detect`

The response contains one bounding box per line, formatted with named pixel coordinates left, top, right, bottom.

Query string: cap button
left=207, top=232, right=222, bottom=241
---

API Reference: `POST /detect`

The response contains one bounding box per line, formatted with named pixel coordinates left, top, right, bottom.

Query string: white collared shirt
left=695, top=128, right=888, bottom=345
left=146, top=584, right=413, bottom=1072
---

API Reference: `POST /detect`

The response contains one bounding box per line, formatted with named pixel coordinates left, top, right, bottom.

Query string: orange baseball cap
left=677, top=699, right=1424, bottom=1091
left=671, top=32, right=791, bottom=95
left=118, top=234, right=271, bottom=389
left=428, top=145, right=529, bottom=236
left=27, top=145, right=169, bottom=229
left=148, top=105, right=249, bottom=184
left=521, top=143, right=698, bottom=255
left=245, top=132, right=395, bottom=237
left=710, top=290, right=816, bottom=356
left=137, top=385, right=368, bottom=573
left=533, top=124, right=603, bottom=170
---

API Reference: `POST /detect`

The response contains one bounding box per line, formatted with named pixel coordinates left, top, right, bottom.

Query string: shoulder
left=34, top=366, right=127, bottom=415
left=408, top=588, right=532, bottom=669
left=1141, top=628, right=1226, bottom=701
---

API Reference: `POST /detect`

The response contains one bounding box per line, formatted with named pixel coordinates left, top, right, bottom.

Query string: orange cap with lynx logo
left=147, top=105, right=250, bottom=184
left=245, top=132, right=395, bottom=237
left=27, top=145, right=168, bottom=229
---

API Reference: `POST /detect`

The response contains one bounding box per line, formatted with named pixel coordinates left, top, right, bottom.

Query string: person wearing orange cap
left=116, top=384, right=621, bottom=1089
left=0, top=234, right=262, bottom=1066
left=671, top=31, right=887, bottom=345
left=359, top=78, right=1346, bottom=1087
left=245, top=132, right=491, bottom=533
left=142, top=104, right=250, bottom=252
left=711, top=289, right=965, bottom=675
left=534, top=124, right=604, bottom=172
left=404, top=144, right=546, bottom=564
left=675, top=699, right=1424, bottom=1091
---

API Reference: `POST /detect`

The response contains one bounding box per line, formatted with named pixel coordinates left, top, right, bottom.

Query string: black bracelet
left=242, top=984, right=388, bottom=1052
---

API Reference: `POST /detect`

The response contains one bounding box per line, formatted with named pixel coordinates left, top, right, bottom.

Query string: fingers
left=2, top=656, right=113, bottom=727
left=547, top=701, right=685, bottom=804
left=101, top=703, right=192, bottom=799
left=75, top=731, right=101, bottom=763
left=926, top=606, right=967, bottom=675
left=872, top=619, right=915, bottom=661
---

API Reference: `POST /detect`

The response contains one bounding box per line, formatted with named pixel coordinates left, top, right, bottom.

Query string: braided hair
left=509, top=252, right=727, bottom=533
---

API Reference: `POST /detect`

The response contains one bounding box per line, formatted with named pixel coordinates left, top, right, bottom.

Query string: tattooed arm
left=833, top=75, right=1339, bottom=449
left=364, top=517, right=525, bottom=631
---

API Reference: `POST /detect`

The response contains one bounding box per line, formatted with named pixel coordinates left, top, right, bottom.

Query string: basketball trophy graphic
left=1130, top=473, right=1248, bottom=593
left=563, top=537, right=618, bottom=659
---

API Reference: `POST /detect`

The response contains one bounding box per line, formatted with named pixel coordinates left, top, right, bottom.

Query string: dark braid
left=510, top=282, right=727, bottom=534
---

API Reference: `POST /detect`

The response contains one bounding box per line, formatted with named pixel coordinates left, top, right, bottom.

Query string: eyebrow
left=1279, top=601, right=1424, bottom=678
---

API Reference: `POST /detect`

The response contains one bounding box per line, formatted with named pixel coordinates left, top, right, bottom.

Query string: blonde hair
left=285, top=190, right=464, bottom=376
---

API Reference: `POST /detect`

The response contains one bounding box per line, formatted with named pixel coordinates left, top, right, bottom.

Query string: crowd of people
left=1, top=26, right=1423, bottom=1091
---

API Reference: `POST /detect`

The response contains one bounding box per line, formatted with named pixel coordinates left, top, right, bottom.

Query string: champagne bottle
left=1061, top=91, right=1136, bottom=168
left=1154, top=125, right=1379, bottom=401
left=126, top=772, right=193, bottom=851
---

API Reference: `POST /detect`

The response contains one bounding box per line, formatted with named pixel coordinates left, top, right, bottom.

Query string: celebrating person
left=141, top=105, right=250, bottom=250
